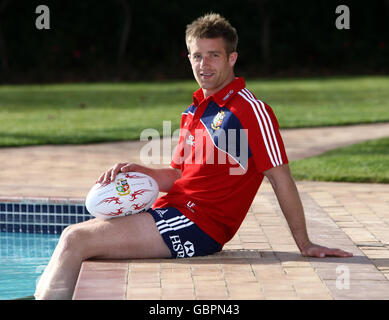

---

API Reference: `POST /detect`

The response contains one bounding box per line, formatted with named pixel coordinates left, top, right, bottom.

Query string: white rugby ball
left=85, top=172, right=159, bottom=219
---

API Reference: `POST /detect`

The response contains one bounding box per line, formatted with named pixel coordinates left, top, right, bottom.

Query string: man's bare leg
left=34, top=212, right=171, bottom=300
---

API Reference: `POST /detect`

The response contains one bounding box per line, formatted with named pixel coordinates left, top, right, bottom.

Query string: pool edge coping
left=0, top=196, right=85, bottom=204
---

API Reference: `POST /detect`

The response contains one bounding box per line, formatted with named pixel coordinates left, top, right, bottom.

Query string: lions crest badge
left=116, top=178, right=130, bottom=196
left=211, top=111, right=225, bottom=130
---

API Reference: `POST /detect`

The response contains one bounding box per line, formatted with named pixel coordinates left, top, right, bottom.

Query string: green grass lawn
left=0, top=76, right=388, bottom=147
left=290, top=137, right=389, bottom=183
left=247, top=76, right=389, bottom=128
left=0, top=82, right=193, bottom=147
left=1, top=76, right=388, bottom=183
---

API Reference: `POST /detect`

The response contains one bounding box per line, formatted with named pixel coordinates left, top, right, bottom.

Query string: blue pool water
left=0, top=232, right=60, bottom=299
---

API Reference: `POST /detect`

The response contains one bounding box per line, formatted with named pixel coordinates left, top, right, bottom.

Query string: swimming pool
left=0, top=232, right=60, bottom=299
left=0, top=198, right=92, bottom=299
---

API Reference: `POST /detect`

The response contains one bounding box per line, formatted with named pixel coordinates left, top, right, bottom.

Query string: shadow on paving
left=120, top=250, right=380, bottom=266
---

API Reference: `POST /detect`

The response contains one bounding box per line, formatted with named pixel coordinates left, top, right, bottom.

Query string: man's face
left=187, top=37, right=238, bottom=97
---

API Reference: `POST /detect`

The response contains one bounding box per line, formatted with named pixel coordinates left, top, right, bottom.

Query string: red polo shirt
left=153, top=77, right=288, bottom=245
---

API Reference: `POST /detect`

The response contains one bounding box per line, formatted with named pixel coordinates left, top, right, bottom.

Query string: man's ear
left=228, top=52, right=238, bottom=67
left=187, top=54, right=194, bottom=68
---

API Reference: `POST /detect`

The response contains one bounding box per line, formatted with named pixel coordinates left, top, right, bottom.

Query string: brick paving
left=72, top=181, right=389, bottom=300
left=1, top=122, right=389, bottom=300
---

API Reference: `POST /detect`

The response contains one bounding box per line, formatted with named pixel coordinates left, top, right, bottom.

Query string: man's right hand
left=96, top=162, right=140, bottom=185
left=96, top=163, right=181, bottom=193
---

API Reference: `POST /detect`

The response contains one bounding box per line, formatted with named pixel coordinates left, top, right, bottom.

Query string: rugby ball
left=85, top=172, right=159, bottom=219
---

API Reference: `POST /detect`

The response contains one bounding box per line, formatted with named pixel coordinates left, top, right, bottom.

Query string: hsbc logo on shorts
left=184, top=241, right=195, bottom=257
left=169, top=235, right=195, bottom=258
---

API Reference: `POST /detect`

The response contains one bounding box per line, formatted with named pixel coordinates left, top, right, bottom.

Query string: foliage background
left=0, top=0, right=388, bottom=84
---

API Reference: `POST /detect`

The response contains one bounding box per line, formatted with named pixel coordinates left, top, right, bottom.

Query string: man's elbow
left=263, top=164, right=292, bottom=188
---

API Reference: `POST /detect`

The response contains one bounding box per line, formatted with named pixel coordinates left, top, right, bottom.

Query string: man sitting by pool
left=34, top=13, right=352, bottom=300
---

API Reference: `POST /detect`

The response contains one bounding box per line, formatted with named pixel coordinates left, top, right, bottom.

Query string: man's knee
left=59, top=224, right=90, bottom=257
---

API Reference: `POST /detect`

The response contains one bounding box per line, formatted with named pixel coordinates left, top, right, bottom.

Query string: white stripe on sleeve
left=243, top=89, right=283, bottom=166
left=238, top=89, right=282, bottom=167
left=238, top=90, right=276, bottom=166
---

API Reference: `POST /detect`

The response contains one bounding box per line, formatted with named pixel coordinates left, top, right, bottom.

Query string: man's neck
left=202, top=74, right=235, bottom=98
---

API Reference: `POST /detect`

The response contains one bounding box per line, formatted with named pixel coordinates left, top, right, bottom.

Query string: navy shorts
left=148, top=207, right=222, bottom=258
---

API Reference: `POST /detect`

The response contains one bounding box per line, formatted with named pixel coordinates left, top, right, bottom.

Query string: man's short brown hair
left=185, top=13, right=238, bottom=55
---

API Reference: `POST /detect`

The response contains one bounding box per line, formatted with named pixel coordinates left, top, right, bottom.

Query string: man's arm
left=97, top=162, right=181, bottom=193
left=263, top=164, right=353, bottom=258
